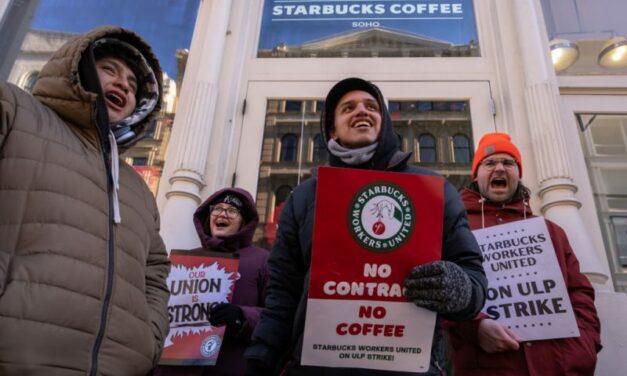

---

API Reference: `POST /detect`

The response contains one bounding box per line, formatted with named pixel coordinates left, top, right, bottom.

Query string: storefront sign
left=258, top=0, right=478, bottom=56
left=473, top=217, right=580, bottom=341
left=301, top=167, right=443, bottom=372
left=160, top=250, right=239, bottom=365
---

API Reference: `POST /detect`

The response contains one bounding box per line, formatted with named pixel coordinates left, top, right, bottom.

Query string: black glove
left=209, top=303, right=244, bottom=329
left=404, top=260, right=472, bottom=314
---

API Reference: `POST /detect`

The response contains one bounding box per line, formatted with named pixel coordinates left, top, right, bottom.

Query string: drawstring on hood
left=63, top=27, right=163, bottom=225
left=475, top=195, right=527, bottom=228
left=464, top=182, right=533, bottom=229
left=478, top=197, right=486, bottom=229
left=108, top=131, right=121, bottom=224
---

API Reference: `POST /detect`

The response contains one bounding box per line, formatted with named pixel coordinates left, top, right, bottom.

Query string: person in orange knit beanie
left=445, top=132, right=601, bottom=375
left=471, top=132, right=522, bottom=179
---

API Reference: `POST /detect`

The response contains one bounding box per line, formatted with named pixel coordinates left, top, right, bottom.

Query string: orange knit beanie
left=471, top=132, right=522, bottom=178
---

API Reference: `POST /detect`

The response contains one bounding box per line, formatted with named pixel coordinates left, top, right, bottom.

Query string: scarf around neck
left=328, top=139, right=378, bottom=165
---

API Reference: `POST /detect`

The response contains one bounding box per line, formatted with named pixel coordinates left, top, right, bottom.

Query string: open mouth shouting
left=490, top=176, right=508, bottom=190
left=209, top=210, right=243, bottom=238
left=95, top=57, right=137, bottom=123
left=105, top=90, right=128, bottom=111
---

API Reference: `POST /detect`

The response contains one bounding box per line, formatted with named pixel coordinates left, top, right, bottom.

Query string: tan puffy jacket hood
left=32, top=25, right=163, bottom=150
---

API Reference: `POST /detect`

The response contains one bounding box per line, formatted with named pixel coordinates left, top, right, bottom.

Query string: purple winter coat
left=155, top=188, right=269, bottom=376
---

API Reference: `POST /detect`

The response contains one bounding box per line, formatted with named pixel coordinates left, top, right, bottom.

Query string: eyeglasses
left=480, top=158, right=518, bottom=169
left=209, top=205, right=241, bottom=219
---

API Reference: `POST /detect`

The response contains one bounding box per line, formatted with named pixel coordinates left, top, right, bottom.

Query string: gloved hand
left=209, top=303, right=244, bottom=330
left=404, top=260, right=472, bottom=314
left=245, top=358, right=273, bottom=376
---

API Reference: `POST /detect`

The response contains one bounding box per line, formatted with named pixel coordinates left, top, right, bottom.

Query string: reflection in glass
left=254, top=98, right=474, bottom=248
left=453, top=134, right=472, bottom=163
left=280, top=134, right=298, bottom=162
left=313, top=134, right=328, bottom=163
left=419, top=134, right=437, bottom=162
left=578, top=113, right=627, bottom=291
left=4, top=0, right=201, bottom=196
left=258, top=0, right=480, bottom=58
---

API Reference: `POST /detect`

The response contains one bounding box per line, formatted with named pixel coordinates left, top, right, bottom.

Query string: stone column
left=158, top=0, right=232, bottom=251
left=513, top=0, right=609, bottom=286
left=0, top=0, right=40, bottom=80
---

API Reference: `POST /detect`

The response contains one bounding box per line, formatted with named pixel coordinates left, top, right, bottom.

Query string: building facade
left=1, top=0, right=627, bottom=374
left=153, top=2, right=627, bottom=374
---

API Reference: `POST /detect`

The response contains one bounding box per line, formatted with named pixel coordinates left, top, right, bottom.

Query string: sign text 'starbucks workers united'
left=349, top=183, right=414, bottom=252
left=302, top=167, right=445, bottom=373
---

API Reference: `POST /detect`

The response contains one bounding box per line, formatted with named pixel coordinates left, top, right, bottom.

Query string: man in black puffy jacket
left=244, top=78, right=487, bottom=375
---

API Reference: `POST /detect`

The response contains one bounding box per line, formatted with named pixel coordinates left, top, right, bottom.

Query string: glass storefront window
left=578, top=113, right=627, bottom=291
left=258, top=0, right=480, bottom=58
left=254, top=97, right=474, bottom=248
left=1, top=0, right=200, bottom=196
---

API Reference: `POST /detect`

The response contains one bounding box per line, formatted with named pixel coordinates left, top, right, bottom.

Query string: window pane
left=392, top=99, right=473, bottom=189
left=285, top=100, right=303, bottom=113
left=419, top=134, right=436, bottom=163
left=255, top=97, right=476, bottom=249
left=453, top=134, right=471, bottom=163
left=2, top=0, right=201, bottom=196
left=578, top=112, right=627, bottom=291
left=280, top=134, right=298, bottom=161
left=588, top=117, right=627, bottom=155
left=611, top=217, right=627, bottom=266
left=256, top=97, right=325, bottom=248
left=314, top=134, right=328, bottom=162
left=258, top=0, right=480, bottom=58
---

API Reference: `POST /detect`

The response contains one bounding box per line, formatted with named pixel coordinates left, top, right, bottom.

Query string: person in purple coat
left=155, top=187, right=269, bottom=376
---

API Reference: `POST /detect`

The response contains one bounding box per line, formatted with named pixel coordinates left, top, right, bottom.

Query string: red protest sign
left=308, top=166, right=444, bottom=302
left=160, top=250, right=239, bottom=366
left=302, top=166, right=444, bottom=372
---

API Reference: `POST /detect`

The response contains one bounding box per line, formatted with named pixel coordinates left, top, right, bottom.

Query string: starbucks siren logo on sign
left=349, top=182, right=415, bottom=252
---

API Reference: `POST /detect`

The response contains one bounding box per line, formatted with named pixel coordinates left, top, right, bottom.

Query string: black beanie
left=212, top=194, right=244, bottom=212
left=321, top=77, right=385, bottom=142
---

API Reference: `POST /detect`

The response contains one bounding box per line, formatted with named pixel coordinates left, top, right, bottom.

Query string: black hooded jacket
left=245, top=78, right=486, bottom=376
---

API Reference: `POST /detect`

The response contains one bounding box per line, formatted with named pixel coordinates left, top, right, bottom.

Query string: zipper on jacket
left=89, top=116, right=116, bottom=376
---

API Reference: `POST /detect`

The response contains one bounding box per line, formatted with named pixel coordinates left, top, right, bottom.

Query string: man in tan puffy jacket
left=0, top=26, right=170, bottom=375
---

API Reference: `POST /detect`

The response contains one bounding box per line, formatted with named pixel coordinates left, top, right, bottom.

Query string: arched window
left=453, top=134, right=472, bottom=163
left=22, top=71, right=39, bottom=93
left=418, top=134, right=436, bottom=162
left=280, top=134, right=298, bottom=161
left=313, top=134, right=327, bottom=162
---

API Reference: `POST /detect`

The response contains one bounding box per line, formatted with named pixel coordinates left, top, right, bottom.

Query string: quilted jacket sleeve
left=440, top=180, right=488, bottom=321
left=0, top=82, right=18, bottom=290
left=145, top=203, right=172, bottom=364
